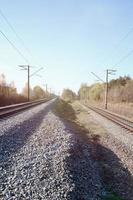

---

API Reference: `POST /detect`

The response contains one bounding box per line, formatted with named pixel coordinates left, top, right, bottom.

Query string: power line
left=0, top=29, right=29, bottom=63
left=0, top=8, right=41, bottom=66
left=114, top=49, right=133, bottom=67
left=114, top=27, right=133, bottom=49
left=110, top=27, right=133, bottom=67
left=30, top=67, right=43, bottom=77
left=91, top=72, right=105, bottom=83
left=102, top=26, right=133, bottom=65
left=0, top=8, right=31, bottom=55
left=103, top=26, right=133, bottom=69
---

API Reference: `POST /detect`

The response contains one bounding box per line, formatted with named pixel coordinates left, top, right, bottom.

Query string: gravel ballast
left=0, top=99, right=103, bottom=200
left=78, top=102, right=133, bottom=200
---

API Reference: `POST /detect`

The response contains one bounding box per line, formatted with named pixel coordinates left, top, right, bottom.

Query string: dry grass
left=72, top=100, right=107, bottom=137
left=53, top=98, right=77, bottom=122
left=107, top=103, right=133, bottom=120
left=82, top=100, right=133, bottom=120
left=0, top=94, right=28, bottom=107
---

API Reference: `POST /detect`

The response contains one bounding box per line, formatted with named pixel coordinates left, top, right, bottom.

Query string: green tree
left=78, top=84, right=90, bottom=100
left=33, top=85, right=45, bottom=99
left=22, top=83, right=33, bottom=99
left=89, top=83, right=104, bottom=101
left=61, top=89, right=77, bottom=102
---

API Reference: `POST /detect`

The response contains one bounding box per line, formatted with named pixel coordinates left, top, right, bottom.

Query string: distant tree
left=33, top=85, right=45, bottom=99
left=108, top=77, right=133, bottom=102
left=78, top=84, right=90, bottom=100
left=78, top=76, right=133, bottom=103
left=123, top=80, right=133, bottom=102
left=9, top=81, right=17, bottom=96
left=109, top=76, right=131, bottom=88
left=0, top=74, right=27, bottom=106
left=22, top=83, right=33, bottom=98
left=0, top=73, right=6, bottom=86
left=61, top=89, right=77, bottom=102
left=89, top=83, right=104, bottom=101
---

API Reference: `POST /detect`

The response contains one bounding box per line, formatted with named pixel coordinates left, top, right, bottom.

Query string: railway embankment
left=66, top=100, right=133, bottom=200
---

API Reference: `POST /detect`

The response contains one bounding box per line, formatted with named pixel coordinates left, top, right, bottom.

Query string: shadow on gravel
left=0, top=101, right=53, bottom=169
left=53, top=99, right=133, bottom=200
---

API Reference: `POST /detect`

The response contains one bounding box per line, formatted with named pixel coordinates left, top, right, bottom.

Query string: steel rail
left=0, top=98, right=51, bottom=119
left=86, top=105, right=133, bottom=132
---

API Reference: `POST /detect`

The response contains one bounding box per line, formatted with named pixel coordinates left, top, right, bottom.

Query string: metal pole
left=19, top=65, right=43, bottom=101
left=45, top=84, right=48, bottom=97
left=50, top=88, right=51, bottom=97
left=27, top=65, right=30, bottom=101
left=46, top=84, right=48, bottom=94
left=105, top=69, right=108, bottom=109
left=91, top=70, right=116, bottom=109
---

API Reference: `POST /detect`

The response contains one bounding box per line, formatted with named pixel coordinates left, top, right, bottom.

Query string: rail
left=0, top=98, right=52, bottom=119
left=86, top=105, right=133, bottom=132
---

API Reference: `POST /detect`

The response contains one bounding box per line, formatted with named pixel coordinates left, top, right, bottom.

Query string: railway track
left=0, top=98, right=52, bottom=119
left=86, top=105, right=133, bottom=132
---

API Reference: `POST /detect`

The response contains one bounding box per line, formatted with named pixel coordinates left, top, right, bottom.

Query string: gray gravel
left=0, top=100, right=103, bottom=200
left=79, top=102, right=133, bottom=200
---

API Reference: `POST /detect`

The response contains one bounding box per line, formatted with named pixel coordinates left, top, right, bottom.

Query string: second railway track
left=84, top=104, right=133, bottom=132
left=0, top=98, right=52, bottom=119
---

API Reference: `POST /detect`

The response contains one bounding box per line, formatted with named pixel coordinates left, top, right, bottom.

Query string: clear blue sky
left=0, top=0, right=133, bottom=94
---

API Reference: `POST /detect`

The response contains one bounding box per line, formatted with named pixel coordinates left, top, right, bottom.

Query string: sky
left=0, top=0, right=133, bottom=94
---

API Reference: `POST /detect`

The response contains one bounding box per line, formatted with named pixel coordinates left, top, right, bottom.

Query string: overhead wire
left=103, top=26, right=133, bottom=67
left=0, top=8, right=43, bottom=68
left=0, top=8, right=32, bottom=55
left=0, top=29, right=29, bottom=63
left=114, top=49, right=133, bottom=67
left=113, top=27, right=133, bottom=49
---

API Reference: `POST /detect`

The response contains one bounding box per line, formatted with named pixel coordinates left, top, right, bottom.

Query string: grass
left=82, top=100, right=133, bottom=120
left=107, top=102, right=133, bottom=120
left=53, top=98, right=77, bottom=122
left=102, top=193, right=123, bottom=200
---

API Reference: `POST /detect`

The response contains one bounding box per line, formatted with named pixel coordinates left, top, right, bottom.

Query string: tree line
left=0, top=73, right=50, bottom=106
left=61, top=76, right=133, bottom=103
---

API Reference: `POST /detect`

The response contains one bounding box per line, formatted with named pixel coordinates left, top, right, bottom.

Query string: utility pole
left=105, top=69, right=108, bottom=109
left=28, top=65, right=30, bottom=101
left=43, top=84, right=48, bottom=96
left=91, top=69, right=116, bottom=109
left=49, top=88, right=51, bottom=94
left=19, top=65, right=30, bottom=101
left=48, top=88, right=51, bottom=97
left=105, top=69, right=116, bottom=109
left=50, top=88, right=52, bottom=97
left=19, top=65, right=43, bottom=101
left=46, top=84, right=48, bottom=94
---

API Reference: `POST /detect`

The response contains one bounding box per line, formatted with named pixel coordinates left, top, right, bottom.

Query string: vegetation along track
left=0, top=98, right=52, bottom=119
left=86, top=105, right=133, bottom=132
